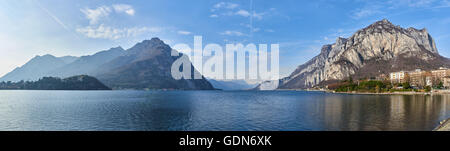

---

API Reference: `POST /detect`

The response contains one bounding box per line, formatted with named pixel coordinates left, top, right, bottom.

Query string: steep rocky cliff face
left=278, top=19, right=450, bottom=89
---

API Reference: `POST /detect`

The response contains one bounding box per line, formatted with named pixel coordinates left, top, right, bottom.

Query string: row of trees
left=329, top=77, right=433, bottom=93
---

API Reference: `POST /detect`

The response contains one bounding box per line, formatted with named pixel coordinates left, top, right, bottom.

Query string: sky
left=1, top=0, right=450, bottom=78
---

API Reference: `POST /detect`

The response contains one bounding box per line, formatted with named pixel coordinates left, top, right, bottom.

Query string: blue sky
left=1, top=0, right=450, bottom=78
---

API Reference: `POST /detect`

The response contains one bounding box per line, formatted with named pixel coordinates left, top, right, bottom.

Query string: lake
left=0, top=90, right=448, bottom=131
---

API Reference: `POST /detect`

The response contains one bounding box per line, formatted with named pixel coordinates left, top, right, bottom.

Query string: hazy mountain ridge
left=208, top=79, right=257, bottom=90
left=277, top=19, right=450, bottom=89
left=50, top=47, right=126, bottom=78
left=0, top=54, right=69, bottom=82
left=59, top=56, right=79, bottom=64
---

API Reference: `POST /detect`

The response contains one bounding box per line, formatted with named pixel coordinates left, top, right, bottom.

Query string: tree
left=425, top=86, right=432, bottom=92
left=438, top=82, right=444, bottom=89
left=403, top=82, right=410, bottom=89
left=376, top=85, right=381, bottom=93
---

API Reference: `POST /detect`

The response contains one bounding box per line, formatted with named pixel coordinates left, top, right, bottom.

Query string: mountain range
left=3, top=19, right=450, bottom=91
left=0, top=54, right=75, bottom=82
left=0, top=38, right=214, bottom=90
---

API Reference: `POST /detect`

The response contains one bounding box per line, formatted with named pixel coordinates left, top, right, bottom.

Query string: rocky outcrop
left=278, top=19, right=450, bottom=89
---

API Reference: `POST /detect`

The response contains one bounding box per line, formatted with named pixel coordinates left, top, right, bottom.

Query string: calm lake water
left=0, top=90, right=448, bottom=131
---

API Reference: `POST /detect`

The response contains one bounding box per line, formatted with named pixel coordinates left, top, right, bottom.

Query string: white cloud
left=210, top=14, right=219, bottom=18
left=220, top=30, right=245, bottom=36
left=177, top=30, right=192, bottom=35
left=81, top=4, right=135, bottom=24
left=210, top=2, right=267, bottom=20
left=233, top=10, right=264, bottom=20
left=235, top=10, right=251, bottom=17
left=253, top=13, right=264, bottom=20
left=113, top=4, right=135, bottom=16
left=76, top=24, right=161, bottom=40
left=81, top=6, right=112, bottom=25
left=213, top=2, right=239, bottom=10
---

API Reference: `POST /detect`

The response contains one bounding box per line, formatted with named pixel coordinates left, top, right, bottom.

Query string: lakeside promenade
left=434, top=118, right=450, bottom=131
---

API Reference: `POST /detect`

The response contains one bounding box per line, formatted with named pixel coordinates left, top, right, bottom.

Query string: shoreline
left=434, top=118, right=450, bottom=131
left=297, top=89, right=450, bottom=95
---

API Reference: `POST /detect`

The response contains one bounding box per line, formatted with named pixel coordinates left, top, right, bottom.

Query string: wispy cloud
left=220, top=9, right=266, bottom=20
left=177, top=30, right=192, bottom=35
left=210, top=14, right=219, bottom=18
left=34, top=0, right=79, bottom=39
left=77, top=4, right=156, bottom=40
left=112, top=4, right=135, bottom=16
left=76, top=24, right=161, bottom=40
left=235, top=10, right=250, bottom=17
left=81, top=6, right=112, bottom=25
left=434, top=0, right=450, bottom=8
left=212, top=2, right=239, bottom=10
left=220, top=30, right=245, bottom=36
left=351, top=0, right=448, bottom=19
left=387, top=0, right=436, bottom=8
left=81, top=4, right=135, bottom=25
left=210, top=2, right=266, bottom=20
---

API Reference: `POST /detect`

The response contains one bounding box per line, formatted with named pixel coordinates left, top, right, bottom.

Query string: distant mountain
left=275, top=19, right=450, bottom=89
left=208, top=79, right=257, bottom=90
left=0, top=54, right=69, bottom=82
left=50, top=47, right=125, bottom=78
left=59, top=56, right=79, bottom=64
left=96, top=38, right=214, bottom=90
left=0, top=75, right=110, bottom=90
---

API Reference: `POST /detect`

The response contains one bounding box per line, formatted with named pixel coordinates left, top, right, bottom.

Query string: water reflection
left=0, top=90, right=448, bottom=131
left=320, top=94, right=450, bottom=131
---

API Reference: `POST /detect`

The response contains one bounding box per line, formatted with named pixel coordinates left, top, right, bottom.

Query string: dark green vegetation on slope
left=0, top=75, right=111, bottom=90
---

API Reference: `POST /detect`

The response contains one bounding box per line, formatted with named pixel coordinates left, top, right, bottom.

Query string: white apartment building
left=390, top=71, right=406, bottom=83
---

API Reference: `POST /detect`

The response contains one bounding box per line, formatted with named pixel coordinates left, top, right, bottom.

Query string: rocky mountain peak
left=356, top=19, right=404, bottom=35
left=129, top=38, right=170, bottom=54
left=141, top=37, right=165, bottom=46
left=276, top=19, right=449, bottom=89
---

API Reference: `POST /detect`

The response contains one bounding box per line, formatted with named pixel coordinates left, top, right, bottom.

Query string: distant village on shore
left=326, top=67, right=450, bottom=93
left=388, top=67, right=450, bottom=89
